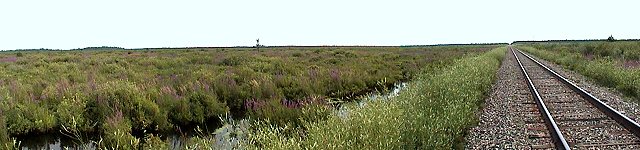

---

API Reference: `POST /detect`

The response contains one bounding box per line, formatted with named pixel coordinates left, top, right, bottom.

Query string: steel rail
left=514, top=47, right=640, bottom=141
left=510, top=46, right=570, bottom=150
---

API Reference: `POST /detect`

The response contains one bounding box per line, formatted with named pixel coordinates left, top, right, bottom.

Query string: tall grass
left=518, top=46, right=640, bottom=101
left=0, top=113, right=11, bottom=149
left=528, top=41, right=640, bottom=62
left=245, top=47, right=506, bottom=149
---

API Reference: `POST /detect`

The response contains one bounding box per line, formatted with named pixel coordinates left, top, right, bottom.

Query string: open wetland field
left=2, top=1, right=638, bottom=149
left=0, top=45, right=499, bottom=149
left=3, top=40, right=640, bottom=150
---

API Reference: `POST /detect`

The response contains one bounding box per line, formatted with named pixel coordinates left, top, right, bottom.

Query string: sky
left=0, top=0, right=638, bottom=50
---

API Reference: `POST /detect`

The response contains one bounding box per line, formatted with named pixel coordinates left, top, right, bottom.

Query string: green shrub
left=221, top=55, right=250, bottom=66
left=100, top=110, right=139, bottom=150
left=142, top=134, right=168, bottom=150
left=247, top=98, right=303, bottom=127
left=86, top=80, right=169, bottom=133
left=169, top=92, right=228, bottom=125
left=0, top=113, right=10, bottom=148
left=4, top=102, right=57, bottom=135
left=55, top=93, right=90, bottom=132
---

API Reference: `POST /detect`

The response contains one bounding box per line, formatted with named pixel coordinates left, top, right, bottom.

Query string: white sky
left=0, top=0, right=638, bottom=50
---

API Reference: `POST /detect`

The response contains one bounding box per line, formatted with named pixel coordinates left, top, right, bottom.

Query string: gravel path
left=524, top=51, right=640, bottom=124
left=466, top=49, right=640, bottom=149
left=518, top=50, right=640, bottom=149
left=466, top=50, right=553, bottom=149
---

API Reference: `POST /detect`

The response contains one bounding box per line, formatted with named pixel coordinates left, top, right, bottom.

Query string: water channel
left=17, top=82, right=408, bottom=149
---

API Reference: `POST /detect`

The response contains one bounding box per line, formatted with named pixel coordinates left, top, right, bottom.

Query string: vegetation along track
left=511, top=46, right=640, bottom=149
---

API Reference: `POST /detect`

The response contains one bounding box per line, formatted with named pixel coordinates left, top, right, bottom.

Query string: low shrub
left=169, top=92, right=228, bottom=125
left=142, top=134, right=168, bottom=150
left=4, top=102, right=57, bottom=135
left=0, top=112, right=10, bottom=148
left=246, top=98, right=303, bottom=127
left=86, top=80, right=170, bottom=133
left=246, top=95, right=329, bottom=128
left=100, top=110, right=139, bottom=150
left=55, top=93, right=90, bottom=132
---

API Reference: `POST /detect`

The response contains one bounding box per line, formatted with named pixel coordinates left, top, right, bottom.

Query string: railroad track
left=510, top=46, right=640, bottom=149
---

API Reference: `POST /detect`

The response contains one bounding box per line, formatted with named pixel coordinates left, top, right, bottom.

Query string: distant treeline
left=2, top=46, right=126, bottom=52
left=2, top=43, right=509, bottom=52
left=400, top=43, right=508, bottom=47
left=138, top=43, right=510, bottom=50
left=512, top=39, right=640, bottom=44
left=71, top=46, right=126, bottom=51
left=5, top=48, right=60, bottom=51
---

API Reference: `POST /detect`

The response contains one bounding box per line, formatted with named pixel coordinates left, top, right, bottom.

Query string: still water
left=18, top=82, right=407, bottom=149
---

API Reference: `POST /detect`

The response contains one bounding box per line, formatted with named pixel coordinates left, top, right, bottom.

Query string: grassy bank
left=518, top=46, right=640, bottom=101
left=243, top=47, right=506, bottom=149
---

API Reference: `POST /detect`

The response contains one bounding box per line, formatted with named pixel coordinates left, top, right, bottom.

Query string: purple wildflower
left=330, top=69, right=341, bottom=81
left=244, top=99, right=265, bottom=111
left=0, top=56, right=17, bottom=63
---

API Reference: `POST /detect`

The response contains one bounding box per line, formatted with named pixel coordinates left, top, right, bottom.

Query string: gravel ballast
left=524, top=52, right=640, bottom=123
left=466, top=49, right=640, bottom=149
left=466, top=50, right=552, bottom=149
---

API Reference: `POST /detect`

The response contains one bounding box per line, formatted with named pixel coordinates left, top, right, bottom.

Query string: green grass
left=243, top=47, right=506, bottom=149
left=527, top=41, right=640, bottom=62
left=518, top=46, right=640, bottom=101
left=0, top=46, right=497, bottom=148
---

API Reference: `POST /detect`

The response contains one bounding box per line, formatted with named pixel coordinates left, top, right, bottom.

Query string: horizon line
left=3, top=37, right=640, bottom=51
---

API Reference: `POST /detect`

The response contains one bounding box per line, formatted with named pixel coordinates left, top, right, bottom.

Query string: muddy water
left=166, top=82, right=408, bottom=149
left=165, top=117, right=250, bottom=150
left=18, top=82, right=407, bottom=149
left=338, top=82, right=407, bottom=118
left=15, top=133, right=96, bottom=150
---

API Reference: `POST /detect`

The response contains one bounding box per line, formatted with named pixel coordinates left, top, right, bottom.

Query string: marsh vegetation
left=0, top=46, right=498, bottom=149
